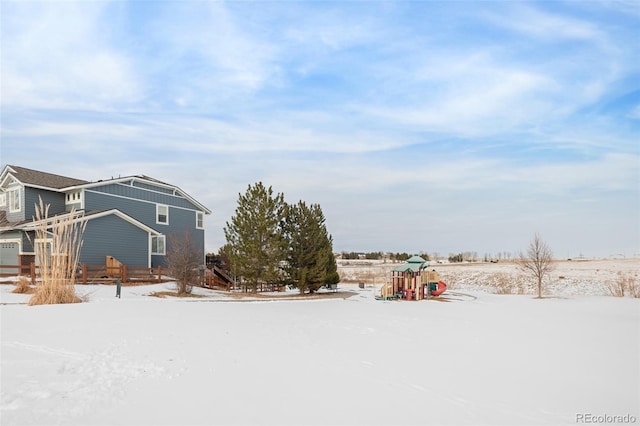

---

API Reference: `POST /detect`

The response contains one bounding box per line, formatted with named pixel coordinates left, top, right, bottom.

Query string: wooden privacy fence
left=0, top=263, right=165, bottom=284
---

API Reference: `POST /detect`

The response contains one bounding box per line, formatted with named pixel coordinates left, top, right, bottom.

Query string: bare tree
left=517, top=233, right=555, bottom=298
left=165, top=232, right=202, bottom=295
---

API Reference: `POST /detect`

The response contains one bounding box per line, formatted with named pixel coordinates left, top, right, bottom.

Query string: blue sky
left=1, top=0, right=638, bottom=258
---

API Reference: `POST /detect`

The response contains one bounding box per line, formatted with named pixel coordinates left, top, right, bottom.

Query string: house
left=0, top=165, right=211, bottom=274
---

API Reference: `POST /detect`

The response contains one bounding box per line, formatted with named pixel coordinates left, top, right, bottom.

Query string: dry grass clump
left=28, top=199, right=86, bottom=306
left=438, top=271, right=461, bottom=290
left=12, top=276, right=34, bottom=294
left=29, top=284, right=83, bottom=305
left=441, top=270, right=529, bottom=294
left=608, top=272, right=640, bottom=298
left=487, top=272, right=529, bottom=294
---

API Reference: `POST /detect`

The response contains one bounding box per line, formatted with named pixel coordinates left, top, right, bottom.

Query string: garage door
left=0, top=242, right=19, bottom=274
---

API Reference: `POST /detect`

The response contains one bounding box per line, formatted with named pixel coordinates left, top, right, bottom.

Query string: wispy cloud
left=1, top=2, right=141, bottom=110
left=363, top=53, right=558, bottom=137
left=484, top=3, right=605, bottom=42
left=146, top=2, right=279, bottom=96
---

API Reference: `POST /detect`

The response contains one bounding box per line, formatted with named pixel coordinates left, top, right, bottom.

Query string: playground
left=376, top=255, right=448, bottom=301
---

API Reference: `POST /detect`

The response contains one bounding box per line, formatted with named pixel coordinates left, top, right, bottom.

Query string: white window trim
left=156, top=204, right=169, bottom=225
left=0, top=238, right=22, bottom=250
left=0, top=192, right=6, bottom=207
left=196, top=211, right=204, bottom=230
left=8, top=188, right=21, bottom=213
left=65, top=190, right=83, bottom=206
left=151, top=235, right=166, bottom=255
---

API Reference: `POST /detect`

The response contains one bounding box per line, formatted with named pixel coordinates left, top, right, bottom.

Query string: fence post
left=157, top=266, right=162, bottom=283
left=82, top=264, right=87, bottom=284
left=121, top=264, right=127, bottom=283
left=30, top=262, right=36, bottom=285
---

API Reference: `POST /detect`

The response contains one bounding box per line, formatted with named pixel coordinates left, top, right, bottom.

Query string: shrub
left=490, top=272, right=528, bottom=295
left=165, top=232, right=201, bottom=295
left=608, top=272, right=640, bottom=298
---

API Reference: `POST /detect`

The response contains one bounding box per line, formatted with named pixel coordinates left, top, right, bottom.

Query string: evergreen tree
left=284, top=201, right=337, bottom=293
left=324, top=242, right=340, bottom=285
left=216, top=243, right=234, bottom=275
left=223, top=182, right=287, bottom=292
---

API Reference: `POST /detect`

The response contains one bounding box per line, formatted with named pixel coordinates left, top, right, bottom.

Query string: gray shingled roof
left=7, top=165, right=88, bottom=189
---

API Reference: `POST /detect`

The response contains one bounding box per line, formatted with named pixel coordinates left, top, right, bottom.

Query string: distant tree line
left=218, top=182, right=339, bottom=294
left=338, top=252, right=432, bottom=262
left=332, top=250, right=517, bottom=263
left=340, top=251, right=387, bottom=260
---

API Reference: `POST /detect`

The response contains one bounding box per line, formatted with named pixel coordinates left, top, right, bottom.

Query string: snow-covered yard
left=1, top=265, right=638, bottom=425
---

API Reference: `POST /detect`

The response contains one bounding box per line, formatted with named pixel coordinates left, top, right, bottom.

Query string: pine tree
left=324, top=240, right=340, bottom=285
left=284, top=201, right=337, bottom=293
left=223, top=183, right=287, bottom=292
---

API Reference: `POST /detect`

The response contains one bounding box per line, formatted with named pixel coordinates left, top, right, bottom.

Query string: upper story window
left=8, top=188, right=21, bottom=213
left=156, top=204, right=169, bottom=225
left=196, top=211, right=204, bottom=229
left=0, top=192, right=5, bottom=207
left=65, top=191, right=82, bottom=205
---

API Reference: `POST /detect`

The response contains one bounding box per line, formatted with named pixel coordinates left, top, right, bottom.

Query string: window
left=156, top=204, right=168, bottom=225
left=65, top=191, right=82, bottom=204
left=0, top=193, right=5, bottom=207
left=9, top=189, right=21, bottom=212
left=151, top=235, right=166, bottom=255
left=196, top=211, right=204, bottom=229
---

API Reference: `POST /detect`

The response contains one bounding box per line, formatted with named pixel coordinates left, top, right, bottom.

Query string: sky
left=1, top=0, right=638, bottom=259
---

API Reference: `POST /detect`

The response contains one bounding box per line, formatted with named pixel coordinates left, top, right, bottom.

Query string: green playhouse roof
left=393, top=255, right=428, bottom=273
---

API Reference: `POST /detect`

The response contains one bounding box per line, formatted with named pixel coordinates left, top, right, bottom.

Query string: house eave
left=13, top=209, right=161, bottom=236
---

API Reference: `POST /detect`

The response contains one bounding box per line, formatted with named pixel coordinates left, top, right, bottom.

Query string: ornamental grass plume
left=12, top=276, right=33, bottom=294
left=28, top=198, right=86, bottom=306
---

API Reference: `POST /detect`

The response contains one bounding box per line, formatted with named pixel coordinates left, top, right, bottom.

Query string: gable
left=0, top=165, right=88, bottom=191
left=80, top=177, right=211, bottom=214
left=80, top=213, right=152, bottom=267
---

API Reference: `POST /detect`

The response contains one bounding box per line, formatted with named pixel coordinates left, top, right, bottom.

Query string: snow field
left=1, top=281, right=638, bottom=425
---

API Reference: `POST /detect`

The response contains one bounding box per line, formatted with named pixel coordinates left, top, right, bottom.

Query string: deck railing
left=0, top=263, right=165, bottom=284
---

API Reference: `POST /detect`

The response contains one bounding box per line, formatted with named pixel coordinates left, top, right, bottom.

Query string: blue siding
left=21, top=232, right=34, bottom=254
left=81, top=215, right=149, bottom=267
left=88, top=183, right=198, bottom=210
left=85, top=190, right=157, bottom=227
left=162, top=208, right=206, bottom=262
left=24, top=188, right=66, bottom=219
left=132, top=180, right=174, bottom=195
